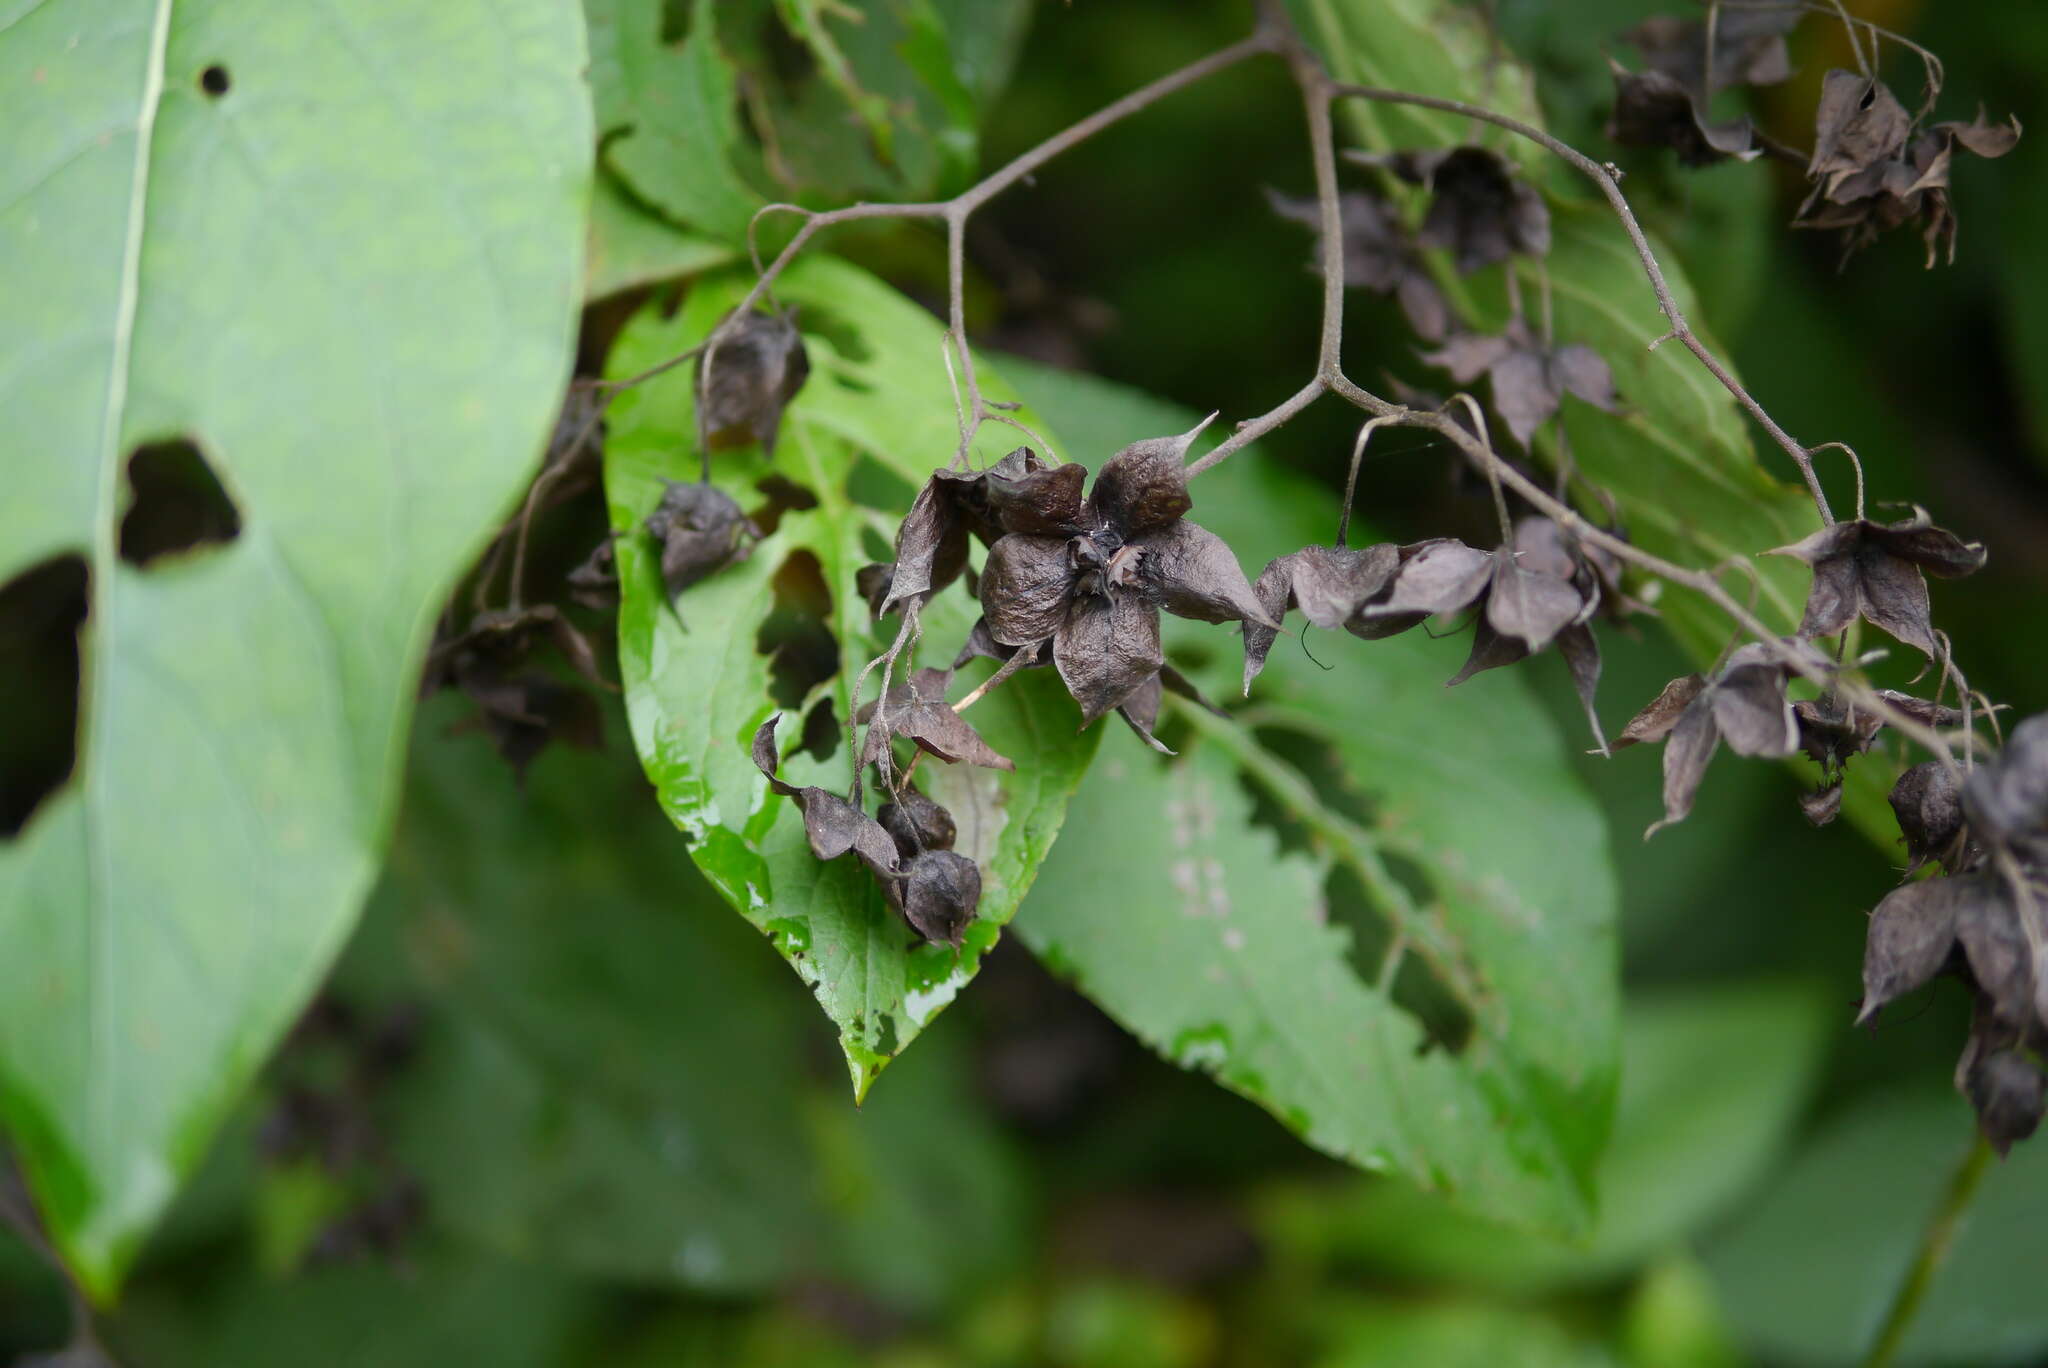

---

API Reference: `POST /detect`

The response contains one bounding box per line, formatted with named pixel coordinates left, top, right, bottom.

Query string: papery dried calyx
left=1616, top=642, right=1810, bottom=834
left=1770, top=508, right=1985, bottom=657
left=1266, top=187, right=1449, bottom=340
left=1420, top=320, right=1620, bottom=447
left=697, top=308, right=810, bottom=457
left=645, top=480, right=758, bottom=597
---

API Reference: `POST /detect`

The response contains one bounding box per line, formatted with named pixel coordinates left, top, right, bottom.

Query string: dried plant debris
left=750, top=716, right=980, bottom=947
left=423, top=604, right=609, bottom=781
left=1890, top=760, right=1967, bottom=872
left=1348, top=146, right=1551, bottom=274
left=645, top=479, right=759, bottom=597
left=865, top=447, right=1087, bottom=616
left=1616, top=643, right=1811, bottom=833
left=1796, top=70, right=2020, bottom=266
left=1605, top=5, right=1798, bottom=164
left=697, top=308, right=811, bottom=457
left=1266, top=188, right=1449, bottom=339
left=1420, top=320, right=1619, bottom=447
left=974, top=422, right=1273, bottom=727
left=1770, top=508, right=1985, bottom=656
left=856, top=666, right=1014, bottom=771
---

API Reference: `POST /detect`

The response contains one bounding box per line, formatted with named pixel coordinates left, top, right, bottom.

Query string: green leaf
left=350, top=698, right=1026, bottom=1302
left=1006, top=359, right=1618, bottom=1230
left=1707, top=1089, right=2048, bottom=1366
left=586, top=168, right=738, bottom=302
left=586, top=0, right=764, bottom=242
left=599, top=260, right=1097, bottom=1097
left=1257, top=982, right=1834, bottom=1291
left=1309, top=1299, right=1611, bottom=1368
left=1300, top=0, right=1901, bottom=844
left=0, top=0, right=590, bottom=1298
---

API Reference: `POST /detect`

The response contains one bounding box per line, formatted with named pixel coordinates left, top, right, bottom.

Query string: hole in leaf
left=199, top=64, right=231, bottom=97
left=119, top=439, right=242, bottom=568
left=793, top=303, right=871, bottom=365
left=0, top=555, right=88, bottom=838
left=797, top=695, right=840, bottom=764
left=750, top=474, right=818, bottom=536
left=1323, top=864, right=1396, bottom=980
left=1388, top=953, right=1475, bottom=1057
left=755, top=550, right=839, bottom=708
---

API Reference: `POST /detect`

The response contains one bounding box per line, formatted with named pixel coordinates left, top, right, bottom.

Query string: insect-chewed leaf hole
left=749, top=474, right=819, bottom=536
left=118, top=438, right=242, bottom=569
left=755, top=550, right=839, bottom=708
left=0, top=555, right=88, bottom=838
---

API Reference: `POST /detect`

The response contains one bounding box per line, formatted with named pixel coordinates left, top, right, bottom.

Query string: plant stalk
left=1861, top=1132, right=1994, bottom=1368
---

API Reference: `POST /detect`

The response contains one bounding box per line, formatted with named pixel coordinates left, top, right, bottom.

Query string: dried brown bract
left=697, top=308, right=810, bottom=457
left=1769, top=508, right=1986, bottom=657
left=750, top=715, right=980, bottom=947
left=1266, top=188, right=1449, bottom=340
left=867, top=448, right=1086, bottom=616
left=1420, top=320, right=1620, bottom=447
left=978, top=422, right=1273, bottom=727
left=1351, top=146, right=1551, bottom=275
left=1796, top=71, right=2021, bottom=266
left=645, top=479, right=759, bottom=598
left=856, top=666, right=1015, bottom=771
left=1606, top=60, right=1770, bottom=166
left=1616, top=642, right=1807, bottom=833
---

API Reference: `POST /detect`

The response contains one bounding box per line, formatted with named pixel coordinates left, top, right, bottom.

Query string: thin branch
left=1860, top=1134, right=1993, bottom=1368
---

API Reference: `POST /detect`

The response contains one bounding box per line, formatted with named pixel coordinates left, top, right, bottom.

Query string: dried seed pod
left=1889, top=761, right=1965, bottom=872
left=1769, top=509, right=1986, bottom=657
left=644, top=480, right=758, bottom=597
left=697, top=309, right=810, bottom=456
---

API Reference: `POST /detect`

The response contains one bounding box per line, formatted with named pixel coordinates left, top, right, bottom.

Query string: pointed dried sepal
left=1859, top=875, right=1978, bottom=1024
left=1419, top=320, right=1620, bottom=447
left=857, top=667, right=1015, bottom=771
left=1771, top=510, right=1985, bottom=656
left=749, top=716, right=902, bottom=875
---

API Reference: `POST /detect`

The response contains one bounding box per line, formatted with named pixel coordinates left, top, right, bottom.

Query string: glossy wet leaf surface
left=601, top=261, right=1097, bottom=1096
left=1006, top=362, right=1619, bottom=1231
left=0, top=0, right=589, bottom=1296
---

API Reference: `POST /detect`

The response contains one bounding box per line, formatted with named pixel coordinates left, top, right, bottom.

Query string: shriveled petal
left=986, top=458, right=1087, bottom=537
left=1614, top=674, right=1707, bottom=748
left=980, top=534, right=1076, bottom=646
left=1937, top=111, right=2023, bottom=161
left=1889, top=761, right=1965, bottom=871
left=1447, top=616, right=1530, bottom=686
left=1866, top=513, right=1987, bottom=579
left=1116, top=672, right=1173, bottom=755
left=1127, top=520, right=1277, bottom=627
left=749, top=716, right=901, bottom=875
left=1488, top=348, right=1561, bottom=447
left=1801, top=782, right=1845, bottom=826
left=884, top=476, right=971, bottom=612
left=878, top=784, right=957, bottom=861
left=1086, top=417, right=1213, bottom=536
left=1963, top=713, right=2048, bottom=843
left=1654, top=693, right=1721, bottom=831
left=1711, top=659, right=1798, bottom=758
left=1854, top=543, right=1937, bottom=656
left=1054, top=592, right=1165, bottom=725
left=1955, top=882, right=2034, bottom=1032
left=1419, top=332, right=1514, bottom=385
left=1367, top=539, right=1493, bottom=619
left=1809, top=70, right=1913, bottom=186
left=890, top=850, right=981, bottom=948
left=1859, top=875, right=1974, bottom=1023
left=1966, top=1050, right=2046, bottom=1156
left=1769, top=521, right=1862, bottom=566
left=1242, top=555, right=1296, bottom=693
left=1486, top=550, right=1585, bottom=652
left=1289, top=544, right=1400, bottom=629
left=1550, top=345, right=1619, bottom=412
left=1557, top=623, right=1606, bottom=753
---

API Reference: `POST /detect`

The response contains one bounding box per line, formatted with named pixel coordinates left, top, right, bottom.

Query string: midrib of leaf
left=82, top=0, right=174, bottom=1185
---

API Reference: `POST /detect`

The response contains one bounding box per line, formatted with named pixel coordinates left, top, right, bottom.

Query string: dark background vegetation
left=6, top=1, right=2048, bottom=1364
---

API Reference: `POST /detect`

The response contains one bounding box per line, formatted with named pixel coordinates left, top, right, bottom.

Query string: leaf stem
left=1861, top=1132, right=1994, bottom=1368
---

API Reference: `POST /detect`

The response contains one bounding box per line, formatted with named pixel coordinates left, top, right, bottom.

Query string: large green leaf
left=346, top=698, right=1026, bottom=1303
left=600, top=260, right=1097, bottom=1096
left=0, top=0, right=590, bottom=1296
left=1257, top=982, right=1834, bottom=1291
left=1008, top=364, right=1618, bottom=1231
left=1706, top=1089, right=2048, bottom=1366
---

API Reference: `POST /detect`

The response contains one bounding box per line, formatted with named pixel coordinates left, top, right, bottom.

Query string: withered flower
left=644, top=480, right=758, bottom=597
left=1769, top=508, right=1985, bottom=657
left=978, top=421, right=1273, bottom=727
left=1265, top=188, right=1449, bottom=340
left=1795, top=689, right=1967, bottom=830
left=1796, top=71, right=2021, bottom=266
left=422, top=604, right=610, bottom=782
left=1616, top=642, right=1807, bottom=833
left=1350, top=147, right=1551, bottom=274
left=697, top=308, right=810, bottom=457
left=1963, top=713, right=2048, bottom=846
left=869, top=448, right=1085, bottom=616
left=749, top=715, right=980, bottom=947
left=1606, top=60, right=1770, bottom=166
left=1420, top=320, right=1620, bottom=447
left=856, top=666, right=1014, bottom=772
left=1624, top=7, right=1799, bottom=92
